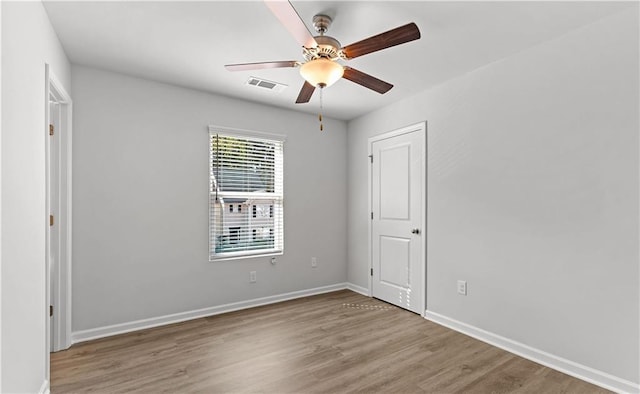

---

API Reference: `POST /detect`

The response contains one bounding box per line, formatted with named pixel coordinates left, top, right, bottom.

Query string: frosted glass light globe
left=299, top=58, right=344, bottom=88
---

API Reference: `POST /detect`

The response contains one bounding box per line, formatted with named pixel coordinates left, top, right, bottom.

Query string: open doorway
left=45, top=64, right=73, bottom=364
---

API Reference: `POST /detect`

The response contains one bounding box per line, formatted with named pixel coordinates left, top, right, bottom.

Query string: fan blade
left=295, top=81, right=316, bottom=103
left=265, top=1, right=317, bottom=49
left=342, top=22, right=421, bottom=59
left=225, top=61, right=298, bottom=72
left=342, top=67, right=393, bottom=94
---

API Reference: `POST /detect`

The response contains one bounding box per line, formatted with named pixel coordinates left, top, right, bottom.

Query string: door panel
left=380, top=236, right=410, bottom=288
left=371, top=125, right=424, bottom=314
left=379, top=144, right=410, bottom=220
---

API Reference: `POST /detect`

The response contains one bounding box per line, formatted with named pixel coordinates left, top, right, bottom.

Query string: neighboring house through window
left=209, top=127, right=285, bottom=259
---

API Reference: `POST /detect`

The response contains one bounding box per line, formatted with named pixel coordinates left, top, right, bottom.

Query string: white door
left=48, top=99, right=60, bottom=352
left=46, top=65, right=73, bottom=363
left=371, top=123, right=425, bottom=314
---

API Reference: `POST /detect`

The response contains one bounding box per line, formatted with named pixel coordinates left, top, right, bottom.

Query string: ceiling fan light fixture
left=299, top=58, right=344, bottom=88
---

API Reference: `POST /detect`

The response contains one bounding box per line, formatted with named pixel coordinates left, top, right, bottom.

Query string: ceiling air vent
left=245, top=77, right=287, bottom=93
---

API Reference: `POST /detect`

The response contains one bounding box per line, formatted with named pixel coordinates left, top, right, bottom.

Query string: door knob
left=411, top=228, right=420, bottom=234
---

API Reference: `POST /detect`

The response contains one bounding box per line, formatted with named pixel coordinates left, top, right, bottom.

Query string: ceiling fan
left=225, top=0, right=421, bottom=105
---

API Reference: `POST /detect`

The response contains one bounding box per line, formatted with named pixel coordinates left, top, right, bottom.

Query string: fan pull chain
left=318, top=87, right=324, bottom=132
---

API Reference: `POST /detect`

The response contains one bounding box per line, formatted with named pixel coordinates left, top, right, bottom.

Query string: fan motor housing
left=302, top=14, right=343, bottom=61
left=303, top=35, right=342, bottom=61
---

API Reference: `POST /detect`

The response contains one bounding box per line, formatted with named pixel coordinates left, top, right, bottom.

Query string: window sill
left=209, top=250, right=283, bottom=262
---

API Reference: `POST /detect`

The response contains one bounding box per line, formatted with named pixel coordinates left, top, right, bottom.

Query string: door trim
left=368, top=121, right=426, bottom=315
left=45, top=64, right=73, bottom=357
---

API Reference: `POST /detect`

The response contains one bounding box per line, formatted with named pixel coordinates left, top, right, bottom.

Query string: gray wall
left=71, top=66, right=347, bottom=331
left=1, top=2, right=71, bottom=392
left=347, top=8, right=638, bottom=384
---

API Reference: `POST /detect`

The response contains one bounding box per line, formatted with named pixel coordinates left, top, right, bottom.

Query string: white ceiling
left=42, top=1, right=632, bottom=121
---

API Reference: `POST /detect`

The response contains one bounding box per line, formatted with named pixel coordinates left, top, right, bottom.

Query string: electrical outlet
left=250, top=271, right=257, bottom=283
left=311, top=257, right=317, bottom=268
left=457, top=280, right=467, bottom=295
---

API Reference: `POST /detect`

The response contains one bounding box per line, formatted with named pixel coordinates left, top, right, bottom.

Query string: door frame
left=45, top=64, right=73, bottom=359
left=368, top=121, right=427, bottom=316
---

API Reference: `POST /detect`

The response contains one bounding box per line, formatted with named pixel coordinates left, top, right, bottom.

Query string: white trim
left=424, top=311, right=639, bottom=394
left=63, top=94, right=73, bottom=351
left=346, top=283, right=369, bottom=296
left=45, top=66, right=73, bottom=353
left=210, top=250, right=283, bottom=262
left=367, top=135, right=373, bottom=298
left=368, top=122, right=427, bottom=314
left=44, top=64, right=51, bottom=381
left=208, top=125, right=286, bottom=142
left=0, top=1, right=3, bottom=389
left=38, top=379, right=50, bottom=394
left=72, top=283, right=349, bottom=344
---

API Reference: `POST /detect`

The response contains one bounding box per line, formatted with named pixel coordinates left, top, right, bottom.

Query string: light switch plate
left=457, top=280, right=467, bottom=295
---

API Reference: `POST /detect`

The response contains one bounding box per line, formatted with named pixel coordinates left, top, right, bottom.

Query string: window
left=209, top=127, right=284, bottom=260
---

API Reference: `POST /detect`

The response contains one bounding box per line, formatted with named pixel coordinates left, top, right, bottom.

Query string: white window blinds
left=209, top=128, right=284, bottom=260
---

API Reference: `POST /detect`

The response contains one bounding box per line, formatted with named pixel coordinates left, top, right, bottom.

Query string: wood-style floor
left=51, top=290, right=608, bottom=393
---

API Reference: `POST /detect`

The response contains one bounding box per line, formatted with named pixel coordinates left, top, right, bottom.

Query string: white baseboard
left=346, top=282, right=369, bottom=296
left=39, top=379, right=50, bottom=394
left=424, top=310, right=639, bottom=394
left=72, top=283, right=350, bottom=344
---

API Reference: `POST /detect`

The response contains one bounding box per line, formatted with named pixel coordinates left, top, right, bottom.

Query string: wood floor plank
left=51, top=290, right=609, bottom=393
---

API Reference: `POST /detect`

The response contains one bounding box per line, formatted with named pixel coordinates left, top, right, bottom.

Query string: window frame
left=208, top=126, right=286, bottom=261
